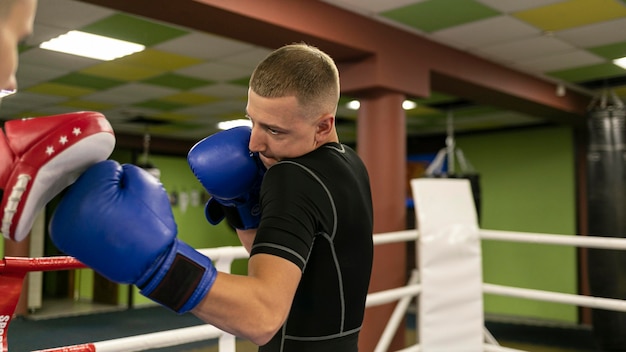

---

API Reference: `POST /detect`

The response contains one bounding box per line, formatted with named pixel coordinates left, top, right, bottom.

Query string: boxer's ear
left=315, top=114, right=334, bottom=140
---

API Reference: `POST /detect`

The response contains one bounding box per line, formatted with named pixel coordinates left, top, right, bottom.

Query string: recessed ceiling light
left=347, top=100, right=360, bottom=110
left=39, top=30, right=145, bottom=61
left=614, top=57, right=626, bottom=70
left=217, top=119, right=252, bottom=130
left=0, top=89, right=16, bottom=99
left=346, top=99, right=417, bottom=110
left=402, top=100, right=417, bottom=110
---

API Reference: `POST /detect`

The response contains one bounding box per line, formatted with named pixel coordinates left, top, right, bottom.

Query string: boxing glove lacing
left=1, top=174, right=31, bottom=236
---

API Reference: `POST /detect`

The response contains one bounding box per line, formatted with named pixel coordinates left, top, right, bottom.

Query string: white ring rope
left=92, top=325, right=223, bottom=352
left=372, top=230, right=417, bottom=245
left=34, top=325, right=223, bottom=352
left=393, top=344, right=528, bottom=352
left=483, top=283, right=626, bottom=312
left=366, top=283, right=421, bottom=307
left=480, top=229, right=626, bottom=249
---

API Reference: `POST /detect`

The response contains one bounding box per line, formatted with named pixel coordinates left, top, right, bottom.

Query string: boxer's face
left=0, top=0, right=37, bottom=92
left=247, top=89, right=322, bottom=168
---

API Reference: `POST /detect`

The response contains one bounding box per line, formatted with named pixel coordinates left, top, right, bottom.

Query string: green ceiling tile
left=133, top=99, right=189, bottom=111
left=381, top=0, right=500, bottom=33
left=116, top=49, right=202, bottom=71
left=52, top=73, right=125, bottom=90
left=25, top=83, right=94, bottom=97
left=60, top=99, right=114, bottom=111
left=588, top=41, right=626, bottom=60
left=514, top=0, right=626, bottom=32
left=548, top=63, right=626, bottom=83
left=80, top=13, right=188, bottom=46
left=81, top=62, right=162, bottom=81
left=161, top=92, right=217, bottom=105
left=229, top=77, right=251, bottom=87
left=143, top=73, right=213, bottom=90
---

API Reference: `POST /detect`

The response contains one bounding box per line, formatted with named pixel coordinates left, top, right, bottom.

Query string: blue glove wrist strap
left=138, top=239, right=217, bottom=313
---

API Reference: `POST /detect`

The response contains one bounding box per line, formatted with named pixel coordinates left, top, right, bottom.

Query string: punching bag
left=586, top=90, right=626, bottom=351
left=424, top=111, right=482, bottom=223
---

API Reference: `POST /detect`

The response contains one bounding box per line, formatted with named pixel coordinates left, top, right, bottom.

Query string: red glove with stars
left=0, top=111, right=115, bottom=242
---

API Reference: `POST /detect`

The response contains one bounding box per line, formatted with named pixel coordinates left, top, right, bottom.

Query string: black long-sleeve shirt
left=251, top=143, right=374, bottom=352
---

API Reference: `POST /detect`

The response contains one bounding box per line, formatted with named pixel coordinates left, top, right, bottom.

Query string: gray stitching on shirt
left=324, top=143, right=346, bottom=154
left=285, top=326, right=362, bottom=341
left=320, top=232, right=346, bottom=332
left=251, top=242, right=307, bottom=267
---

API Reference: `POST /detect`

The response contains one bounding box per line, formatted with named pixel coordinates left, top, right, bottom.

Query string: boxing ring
left=2, top=178, right=626, bottom=351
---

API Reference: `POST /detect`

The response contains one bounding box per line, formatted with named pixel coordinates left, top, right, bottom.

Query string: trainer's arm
left=192, top=253, right=301, bottom=346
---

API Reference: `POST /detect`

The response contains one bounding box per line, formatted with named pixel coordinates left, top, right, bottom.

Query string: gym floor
left=8, top=300, right=601, bottom=352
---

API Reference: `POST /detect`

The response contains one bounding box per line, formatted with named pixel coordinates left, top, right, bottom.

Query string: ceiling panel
left=0, top=0, right=625, bottom=145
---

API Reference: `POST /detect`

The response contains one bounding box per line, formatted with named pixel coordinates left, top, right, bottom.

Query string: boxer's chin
left=259, top=154, right=277, bottom=168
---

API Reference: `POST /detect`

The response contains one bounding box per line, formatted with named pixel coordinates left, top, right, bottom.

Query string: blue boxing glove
left=188, top=126, right=265, bottom=230
left=49, top=160, right=216, bottom=313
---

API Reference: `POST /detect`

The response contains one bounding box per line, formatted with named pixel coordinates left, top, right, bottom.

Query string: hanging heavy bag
left=423, top=146, right=482, bottom=223
left=586, top=90, right=626, bottom=351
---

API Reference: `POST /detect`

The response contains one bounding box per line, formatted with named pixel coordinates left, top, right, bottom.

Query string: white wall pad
left=411, top=178, right=483, bottom=352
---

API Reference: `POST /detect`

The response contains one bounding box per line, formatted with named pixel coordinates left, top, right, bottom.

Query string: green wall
left=456, top=125, right=578, bottom=323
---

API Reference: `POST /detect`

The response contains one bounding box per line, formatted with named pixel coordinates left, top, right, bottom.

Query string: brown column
left=357, top=91, right=407, bottom=351
left=3, top=236, right=31, bottom=316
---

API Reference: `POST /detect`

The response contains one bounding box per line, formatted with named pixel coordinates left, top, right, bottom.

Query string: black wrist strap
left=221, top=205, right=244, bottom=229
left=143, top=253, right=206, bottom=312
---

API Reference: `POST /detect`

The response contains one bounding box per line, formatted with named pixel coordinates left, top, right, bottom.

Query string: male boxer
left=0, top=0, right=115, bottom=242
left=50, top=43, right=374, bottom=352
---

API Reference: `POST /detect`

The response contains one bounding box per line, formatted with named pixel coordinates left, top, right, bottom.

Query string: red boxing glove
left=0, top=111, right=115, bottom=242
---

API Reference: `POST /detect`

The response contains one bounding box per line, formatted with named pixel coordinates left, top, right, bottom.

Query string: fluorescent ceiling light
left=402, top=100, right=417, bottom=110
left=614, top=57, right=626, bottom=70
left=39, top=30, right=145, bottom=61
left=347, top=99, right=417, bottom=110
left=347, top=100, right=361, bottom=110
left=217, top=119, right=252, bottom=130
left=0, top=89, right=16, bottom=99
